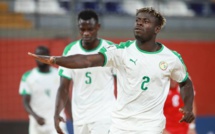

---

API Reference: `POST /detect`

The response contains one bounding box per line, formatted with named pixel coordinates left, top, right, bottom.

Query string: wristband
left=189, top=123, right=196, bottom=129
left=50, top=56, right=56, bottom=64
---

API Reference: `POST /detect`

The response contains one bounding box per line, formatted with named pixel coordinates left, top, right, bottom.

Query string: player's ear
left=155, top=26, right=161, bottom=34
left=96, top=23, right=101, bottom=30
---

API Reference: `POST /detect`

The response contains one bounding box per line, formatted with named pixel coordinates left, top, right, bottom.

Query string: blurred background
left=0, top=0, right=215, bottom=134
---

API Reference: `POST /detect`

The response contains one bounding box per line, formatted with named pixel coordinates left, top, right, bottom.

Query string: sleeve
left=171, top=51, right=189, bottom=83
left=58, top=66, right=73, bottom=80
left=58, top=43, right=75, bottom=80
left=19, top=72, right=31, bottom=95
left=99, top=43, right=124, bottom=68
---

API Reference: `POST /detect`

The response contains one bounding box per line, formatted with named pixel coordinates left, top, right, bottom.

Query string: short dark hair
left=78, top=9, right=99, bottom=23
left=35, top=46, right=50, bottom=55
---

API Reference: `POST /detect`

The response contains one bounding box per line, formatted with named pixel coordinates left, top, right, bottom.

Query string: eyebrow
left=136, top=17, right=150, bottom=20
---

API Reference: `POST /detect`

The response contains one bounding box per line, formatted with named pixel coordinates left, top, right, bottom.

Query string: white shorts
left=109, top=125, right=163, bottom=134
left=29, top=119, right=68, bottom=134
left=73, top=120, right=111, bottom=134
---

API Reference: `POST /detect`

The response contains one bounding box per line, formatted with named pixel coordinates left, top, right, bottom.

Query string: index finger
left=179, top=115, right=185, bottom=123
left=28, top=52, right=37, bottom=58
left=55, top=118, right=65, bottom=134
left=56, top=125, right=64, bottom=134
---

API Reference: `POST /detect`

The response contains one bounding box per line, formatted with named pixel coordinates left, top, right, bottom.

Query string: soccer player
left=28, top=7, right=195, bottom=134
left=163, top=79, right=197, bottom=134
left=53, top=9, right=116, bottom=134
left=19, top=46, right=69, bottom=134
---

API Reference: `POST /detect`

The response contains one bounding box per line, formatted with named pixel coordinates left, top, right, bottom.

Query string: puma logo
left=129, top=59, right=137, bottom=65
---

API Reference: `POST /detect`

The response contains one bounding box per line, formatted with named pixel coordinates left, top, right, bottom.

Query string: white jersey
left=59, top=39, right=116, bottom=125
left=19, top=67, right=66, bottom=124
left=99, top=40, right=188, bottom=131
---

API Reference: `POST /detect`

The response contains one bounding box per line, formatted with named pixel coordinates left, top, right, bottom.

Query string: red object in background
left=0, top=38, right=215, bottom=120
left=164, top=85, right=188, bottom=134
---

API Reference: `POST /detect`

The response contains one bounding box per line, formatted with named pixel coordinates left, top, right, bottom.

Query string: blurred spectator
left=103, top=0, right=124, bottom=14
left=15, top=0, right=36, bottom=13
left=15, top=0, right=67, bottom=14
left=58, top=0, right=71, bottom=12
left=160, top=0, right=195, bottom=16
left=78, top=0, right=123, bottom=14
left=37, top=0, right=66, bottom=14
left=80, top=0, right=99, bottom=9
left=121, top=0, right=195, bottom=17
left=121, top=0, right=145, bottom=15
left=144, top=0, right=195, bottom=17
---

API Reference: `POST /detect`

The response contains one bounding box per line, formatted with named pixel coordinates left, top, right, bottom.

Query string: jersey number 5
left=85, top=72, right=92, bottom=84
left=141, top=76, right=150, bottom=90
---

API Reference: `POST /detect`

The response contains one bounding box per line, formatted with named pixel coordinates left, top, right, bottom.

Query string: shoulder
left=101, top=39, right=116, bottom=45
left=117, top=40, right=135, bottom=49
left=161, top=44, right=183, bottom=60
left=100, top=39, right=117, bottom=50
left=100, top=40, right=135, bottom=52
left=161, top=45, right=187, bottom=69
left=21, top=68, right=35, bottom=82
left=63, top=40, right=80, bottom=55
left=50, top=66, right=58, bottom=72
left=170, top=49, right=185, bottom=64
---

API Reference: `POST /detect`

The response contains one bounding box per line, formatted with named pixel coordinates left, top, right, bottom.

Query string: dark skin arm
left=55, top=54, right=104, bottom=68
left=179, top=78, right=195, bottom=123
left=28, top=52, right=195, bottom=124
left=22, top=95, right=45, bottom=125
left=64, top=95, right=73, bottom=121
left=28, top=53, right=105, bottom=68
left=54, top=77, right=71, bottom=134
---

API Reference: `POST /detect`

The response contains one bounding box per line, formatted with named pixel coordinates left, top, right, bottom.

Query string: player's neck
left=136, top=40, right=160, bottom=52
left=38, top=66, right=50, bottom=73
left=82, top=38, right=100, bottom=50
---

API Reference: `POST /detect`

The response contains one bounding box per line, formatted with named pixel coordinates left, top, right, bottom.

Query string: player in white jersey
left=28, top=7, right=195, bottom=134
left=19, top=46, right=69, bottom=134
left=53, top=10, right=116, bottom=134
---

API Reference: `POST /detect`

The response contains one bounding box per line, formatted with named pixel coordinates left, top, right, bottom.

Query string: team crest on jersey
left=159, top=61, right=168, bottom=70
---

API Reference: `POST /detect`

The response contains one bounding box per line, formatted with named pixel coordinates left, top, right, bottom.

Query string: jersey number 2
left=85, top=72, right=92, bottom=84
left=141, top=76, right=150, bottom=90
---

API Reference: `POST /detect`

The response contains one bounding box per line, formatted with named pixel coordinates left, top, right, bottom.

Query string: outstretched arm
left=28, top=52, right=105, bottom=68
left=179, top=78, right=195, bottom=123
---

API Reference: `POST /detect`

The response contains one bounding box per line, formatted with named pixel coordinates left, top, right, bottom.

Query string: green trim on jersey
left=99, top=48, right=108, bottom=66
left=20, top=89, right=30, bottom=95
left=171, top=50, right=187, bottom=71
left=116, top=40, right=134, bottom=49
left=58, top=68, right=72, bottom=80
left=180, top=72, right=189, bottom=83
left=136, top=42, right=164, bottom=54
left=21, top=70, right=32, bottom=82
left=99, top=42, right=117, bottom=66
left=80, top=39, right=102, bottom=52
left=171, top=50, right=189, bottom=83
left=63, top=40, right=79, bottom=56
